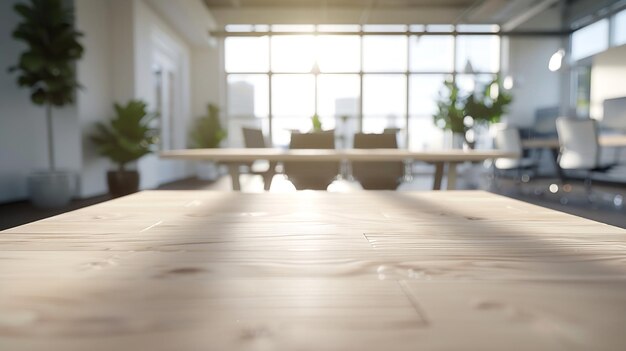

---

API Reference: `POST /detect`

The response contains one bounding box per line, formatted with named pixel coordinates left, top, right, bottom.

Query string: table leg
left=433, top=162, right=444, bottom=190
left=446, top=162, right=458, bottom=190
left=549, top=148, right=566, bottom=183
left=262, top=162, right=276, bottom=191
left=227, top=164, right=241, bottom=191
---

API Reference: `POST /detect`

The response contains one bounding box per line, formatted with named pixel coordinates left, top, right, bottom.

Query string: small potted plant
left=464, top=77, right=513, bottom=136
left=188, top=103, right=227, bottom=180
left=311, top=114, right=323, bottom=132
left=433, top=80, right=466, bottom=148
left=90, top=100, right=158, bottom=197
left=8, top=0, right=84, bottom=207
left=433, top=77, right=512, bottom=149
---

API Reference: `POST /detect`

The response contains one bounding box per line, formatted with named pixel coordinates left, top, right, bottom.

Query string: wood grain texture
left=1, top=190, right=626, bottom=350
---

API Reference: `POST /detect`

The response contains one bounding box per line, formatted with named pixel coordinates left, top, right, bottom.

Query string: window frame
left=223, top=25, right=502, bottom=148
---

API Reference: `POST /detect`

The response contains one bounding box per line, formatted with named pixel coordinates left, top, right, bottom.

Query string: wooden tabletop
left=2, top=190, right=626, bottom=350
left=161, top=148, right=519, bottom=163
left=522, top=134, right=626, bottom=149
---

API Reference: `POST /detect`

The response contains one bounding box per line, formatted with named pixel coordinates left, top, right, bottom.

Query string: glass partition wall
left=224, top=25, right=501, bottom=149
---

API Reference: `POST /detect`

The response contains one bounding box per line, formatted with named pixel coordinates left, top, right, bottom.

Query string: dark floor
left=0, top=193, right=112, bottom=231
left=1, top=174, right=625, bottom=231
left=495, top=183, right=626, bottom=229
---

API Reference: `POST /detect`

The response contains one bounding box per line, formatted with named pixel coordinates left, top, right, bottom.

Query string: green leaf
left=8, top=0, right=84, bottom=110
left=189, top=104, right=226, bottom=148
left=13, top=4, right=34, bottom=21
left=19, top=52, right=44, bottom=71
left=30, top=88, right=46, bottom=105
left=89, top=100, right=159, bottom=169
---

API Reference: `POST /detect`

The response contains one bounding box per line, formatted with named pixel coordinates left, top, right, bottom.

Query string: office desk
left=2, top=190, right=626, bottom=350
left=161, top=148, right=517, bottom=190
left=522, top=134, right=626, bottom=149
left=521, top=135, right=626, bottom=181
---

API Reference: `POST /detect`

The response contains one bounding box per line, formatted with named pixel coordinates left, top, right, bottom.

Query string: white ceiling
left=203, top=0, right=477, bottom=7
left=202, top=0, right=562, bottom=27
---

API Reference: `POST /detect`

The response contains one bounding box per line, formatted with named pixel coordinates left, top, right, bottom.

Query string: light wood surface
left=2, top=190, right=626, bottom=350
left=161, top=148, right=518, bottom=162
left=161, top=148, right=518, bottom=190
left=522, top=134, right=626, bottom=149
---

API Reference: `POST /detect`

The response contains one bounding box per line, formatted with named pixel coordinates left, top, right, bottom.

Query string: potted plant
left=8, top=0, right=84, bottom=208
left=433, top=77, right=513, bottom=149
left=433, top=80, right=466, bottom=148
left=90, top=100, right=158, bottom=197
left=464, top=76, right=513, bottom=126
left=311, top=114, right=323, bottom=132
left=188, top=103, right=227, bottom=180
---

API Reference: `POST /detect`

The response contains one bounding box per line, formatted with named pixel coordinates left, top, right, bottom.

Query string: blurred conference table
left=2, top=190, right=626, bottom=350
left=161, top=148, right=518, bottom=191
left=522, top=134, right=626, bottom=149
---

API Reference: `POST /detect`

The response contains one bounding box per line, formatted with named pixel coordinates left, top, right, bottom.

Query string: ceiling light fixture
left=503, top=75, right=514, bottom=90
left=548, top=49, right=565, bottom=72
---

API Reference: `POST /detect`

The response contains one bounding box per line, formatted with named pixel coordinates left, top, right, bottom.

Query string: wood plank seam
left=397, top=280, right=430, bottom=327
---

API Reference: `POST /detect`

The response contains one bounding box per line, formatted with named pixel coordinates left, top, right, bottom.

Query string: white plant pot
left=444, top=131, right=466, bottom=149
left=196, top=162, right=220, bottom=181
left=28, top=171, right=76, bottom=208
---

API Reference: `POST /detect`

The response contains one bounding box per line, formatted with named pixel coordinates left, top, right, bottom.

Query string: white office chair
left=555, top=117, right=615, bottom=198
left=493, top=126, right=536, bottom=186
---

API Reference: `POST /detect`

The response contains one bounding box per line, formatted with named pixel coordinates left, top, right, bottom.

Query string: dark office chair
left=352, top=133, right=404, bottom=190
left=283, top=131, right=339, bottom=190
left=241, top=127, right=275, bottom=191
left=242, top=127, right=267, bottom=148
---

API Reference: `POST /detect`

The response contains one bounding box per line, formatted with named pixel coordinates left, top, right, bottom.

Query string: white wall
left=504, top=8, right=562, bottom=127
left=0, top=0, right=199, bottom=204
left=133, top=0, right=195, bottom=189
left=110, top=0, right=137, bottom=104
left=191, top=47, right=222, bottom=118
left=506, top=38, right=562, bottom=127
left=76, top=0, right=196, bottom=196
left=75, top=0, right=116, bottom=198
left=0, top=0, right=81, bottom=203
left=590, top=44, right=626, bottom=120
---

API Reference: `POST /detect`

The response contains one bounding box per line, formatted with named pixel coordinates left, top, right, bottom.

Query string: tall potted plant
left=188, top=103, right=226, bottom=180
left=90, top=100, right=158, bottom=197
left=8, top=0, right=84, bottom=207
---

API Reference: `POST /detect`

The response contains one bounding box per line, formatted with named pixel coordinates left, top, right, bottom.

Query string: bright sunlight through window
left=224, top=24, right=501, bottom=148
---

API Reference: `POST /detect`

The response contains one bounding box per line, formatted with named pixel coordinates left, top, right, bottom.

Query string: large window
left=571, top=19, right=609, bottom=61
left=567, top=9, right=625, bottom=119
left=613, top=9, right=626, bottom=47
left=224, top=25, right=501, bottom=148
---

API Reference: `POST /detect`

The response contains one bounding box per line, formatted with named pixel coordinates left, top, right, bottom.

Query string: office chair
left=493, top=126, right=536, bottom=187
left=352, top=133, right=404, bottom=190
left=242, top=127, right=267, bottom=148
left=555, top=117, right=616, bottom=200
left=241, top=127, right=275, bottom=191
left=283, top=131, right=339, bottom=190
left=530, top=106, right=566, bottom=181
